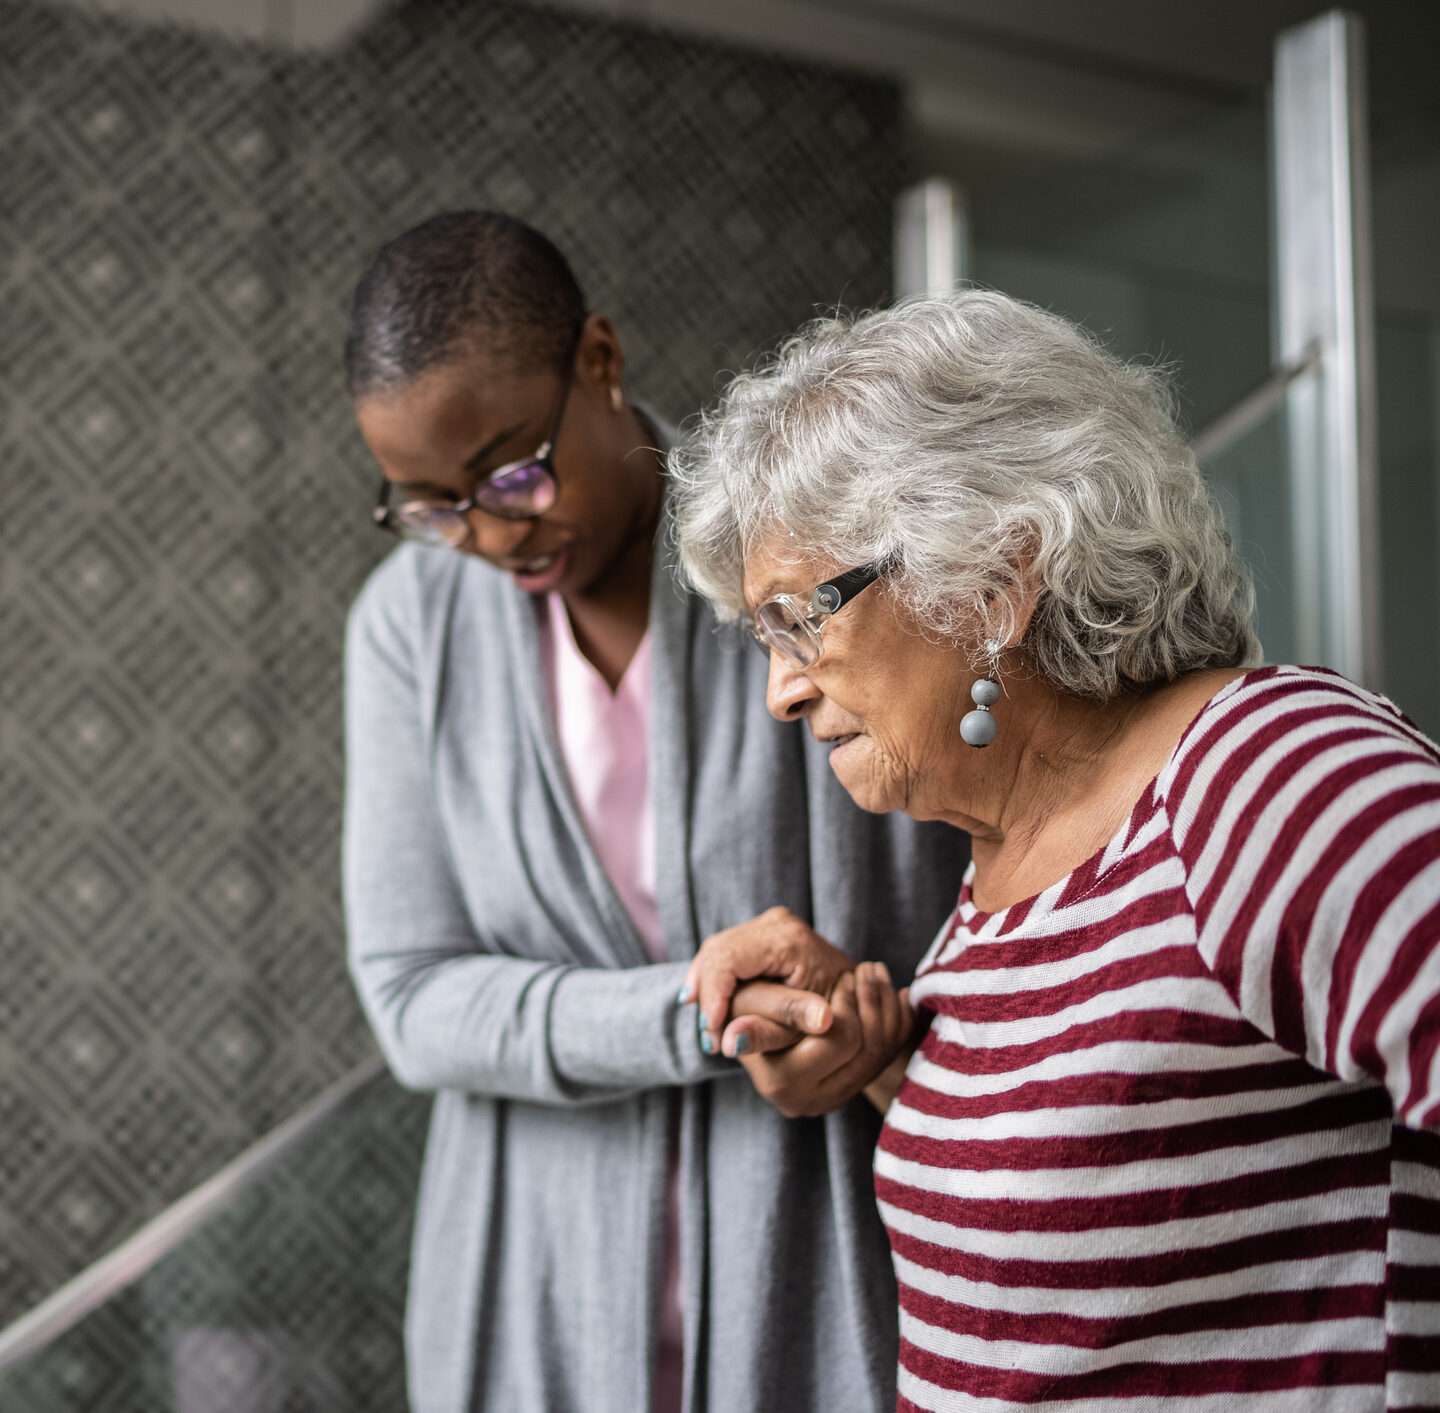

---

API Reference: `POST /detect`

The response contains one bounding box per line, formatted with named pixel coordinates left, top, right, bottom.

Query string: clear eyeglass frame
left=371, top=359, right=576, bottom=547
left=749, top=560, right=888, bottom=668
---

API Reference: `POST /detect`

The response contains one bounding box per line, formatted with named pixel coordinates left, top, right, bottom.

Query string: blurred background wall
left=0, top=0, right=902, bottom=1380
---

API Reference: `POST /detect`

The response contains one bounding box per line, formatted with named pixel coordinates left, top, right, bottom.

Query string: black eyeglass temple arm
left=810, top=559, right=890, bottom=615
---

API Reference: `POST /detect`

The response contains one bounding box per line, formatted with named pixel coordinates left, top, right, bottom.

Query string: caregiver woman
left=342, top=211, right=964, bottom=1413
left=673, top=290, right=1440, bottom=1411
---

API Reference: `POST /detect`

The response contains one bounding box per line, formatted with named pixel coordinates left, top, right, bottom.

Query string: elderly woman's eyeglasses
left=372, top=367, right=574, bottom=547
left=750, top=561, right=887, bottom=668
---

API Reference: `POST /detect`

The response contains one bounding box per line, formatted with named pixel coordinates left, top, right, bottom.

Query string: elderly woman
left=671, top=291, right=1440, bottom=1411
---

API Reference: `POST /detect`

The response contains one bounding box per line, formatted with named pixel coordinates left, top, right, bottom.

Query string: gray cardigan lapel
left=496, top=572, right=651, bottom=969
left=490, top=408, right=691, bottom=972
left=649, top=532, right=700, bottom=964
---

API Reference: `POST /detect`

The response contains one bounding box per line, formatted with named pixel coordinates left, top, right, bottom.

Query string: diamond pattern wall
left=0, top=1074, right=427, bottom=1413
left=0, top=0, right=901, bottom=1388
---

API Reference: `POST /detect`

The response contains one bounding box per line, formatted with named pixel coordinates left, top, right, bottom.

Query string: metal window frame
left=1273, top=9, right=1380, bottom=685
left=894, top=177, right=970, bottom=298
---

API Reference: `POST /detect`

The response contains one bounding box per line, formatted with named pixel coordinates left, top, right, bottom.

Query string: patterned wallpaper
left=0, top=0, right=901, bottom=1394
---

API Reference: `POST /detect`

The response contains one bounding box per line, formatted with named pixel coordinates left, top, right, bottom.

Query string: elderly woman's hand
left=686, top=906, right=855, bottom=1055
left=727, top=961, right=914, bottom=1119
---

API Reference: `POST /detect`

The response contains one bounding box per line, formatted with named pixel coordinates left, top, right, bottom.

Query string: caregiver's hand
left=729, top=962, right=913, bottom=1119
left=686, top=906, right=854, bottom=1056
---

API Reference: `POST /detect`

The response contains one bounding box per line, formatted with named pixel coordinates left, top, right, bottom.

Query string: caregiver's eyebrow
left=462, top=421, right=528, bottom=473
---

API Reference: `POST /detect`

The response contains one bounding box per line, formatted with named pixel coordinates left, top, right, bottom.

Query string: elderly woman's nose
left=766, top=651, right=818, bottom=721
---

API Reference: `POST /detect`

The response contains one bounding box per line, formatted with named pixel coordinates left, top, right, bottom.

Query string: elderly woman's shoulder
left=1200, top=663, right=1427, bottom=738
left=1156, top=665, right=1440, bottom=966
left=1160, top=663, right=1440, bottom=819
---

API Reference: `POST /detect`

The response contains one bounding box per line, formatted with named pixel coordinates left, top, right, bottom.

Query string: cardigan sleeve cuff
left=549, top=960, right=740, bottom=1091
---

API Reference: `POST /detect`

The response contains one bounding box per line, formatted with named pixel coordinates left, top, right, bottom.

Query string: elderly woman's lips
left=828, top=733, right=859, bottom=749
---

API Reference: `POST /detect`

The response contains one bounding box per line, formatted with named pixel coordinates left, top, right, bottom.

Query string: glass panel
left=969, top=47, right=1440, bottom=740
left=1371, top=33, right=1440, bottom=737
left=1377, top=314, right=1440, bottom=734
left=968, top=99, right=1295, bottom=659
left=1199, top=395, right=1296, bottom=667
left=0, top=1075, right=428, bottom=1413
left=970, top=101, right=1272, bottom=422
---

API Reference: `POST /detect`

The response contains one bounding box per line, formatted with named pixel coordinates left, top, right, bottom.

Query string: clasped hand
left=684, top=907, right=915, bottom=1118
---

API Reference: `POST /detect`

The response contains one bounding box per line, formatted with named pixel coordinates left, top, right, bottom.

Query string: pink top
left=543, top=592, right=664, bottom=961
left=541, top=594, right=683, bottom=1413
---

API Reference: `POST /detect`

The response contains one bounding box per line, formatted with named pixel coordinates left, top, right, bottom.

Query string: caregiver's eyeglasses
left=372, top=365, right=574, bottom=547
left=749, top=561, right=888, bottom=669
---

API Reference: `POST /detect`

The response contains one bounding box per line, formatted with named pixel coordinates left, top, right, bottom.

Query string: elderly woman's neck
left=960, top=681, right=1132, bottom=838
left=958, top=669, right=1241, bottom=912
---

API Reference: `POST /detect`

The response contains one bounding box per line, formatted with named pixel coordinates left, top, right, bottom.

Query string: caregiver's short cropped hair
left=671, top=289, right=1260, bottom=701
left=345, top=209, right=585, bottom=400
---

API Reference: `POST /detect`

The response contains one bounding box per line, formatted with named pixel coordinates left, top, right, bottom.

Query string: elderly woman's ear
left=957, top=567, right=1040, bottom=716
left=973, top=549, right=1040, bottom=657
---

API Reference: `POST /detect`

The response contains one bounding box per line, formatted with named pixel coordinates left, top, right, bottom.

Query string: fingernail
left=732, top=1032, right=750, bottom=1057
left=697, top=1011, right=709, bottom=1033
left=700, top=1032, right=715, bottom=1055
left=676, top=987, right=692, bottom=1006
left=805, top=1003, right=827, bottom=1030
left=876, top=962, right=891, bottom=985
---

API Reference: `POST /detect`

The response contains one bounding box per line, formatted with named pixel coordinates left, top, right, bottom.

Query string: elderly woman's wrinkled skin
left=754, top=557, right=972, bottom=824
left=688, top=537, right=1244, bottom=1104
left=743, top=539, right=1242, bottom=903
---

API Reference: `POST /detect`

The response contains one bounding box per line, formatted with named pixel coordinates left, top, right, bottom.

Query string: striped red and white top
left=879, top=666, right=1440, bottom=1412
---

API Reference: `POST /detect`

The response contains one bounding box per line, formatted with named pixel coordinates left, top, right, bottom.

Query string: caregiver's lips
left=505, top=547, right=569, bottom=593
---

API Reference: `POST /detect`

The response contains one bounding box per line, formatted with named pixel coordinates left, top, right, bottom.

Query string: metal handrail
left=0, top=1055, right=387, bottom=1376
left=1192, top=342, right=1321, bottom=464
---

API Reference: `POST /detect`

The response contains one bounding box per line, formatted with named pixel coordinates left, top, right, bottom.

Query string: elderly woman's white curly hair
left=670, top=289, right=1260, bottom=701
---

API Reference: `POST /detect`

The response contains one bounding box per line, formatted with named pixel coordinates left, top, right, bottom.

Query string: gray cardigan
left=343, top=528, right=967, bottom=1413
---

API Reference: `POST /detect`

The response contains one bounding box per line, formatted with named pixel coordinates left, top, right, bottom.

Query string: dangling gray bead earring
left=960, top=641, right=1002, bottom=748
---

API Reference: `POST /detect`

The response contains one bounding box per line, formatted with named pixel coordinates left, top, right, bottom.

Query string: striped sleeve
left=1164, top=668, right=1440, bottom=1130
